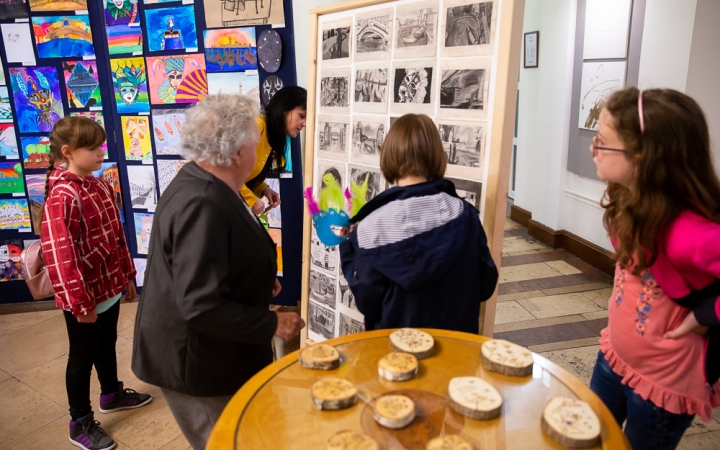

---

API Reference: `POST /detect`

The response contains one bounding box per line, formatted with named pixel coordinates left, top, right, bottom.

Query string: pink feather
left=304, top=187, right=320, bottom=215
left=344, top=187, right=352, bottom=212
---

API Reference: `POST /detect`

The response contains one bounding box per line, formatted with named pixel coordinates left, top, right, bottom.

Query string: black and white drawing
left=316, top=159, right=346, bottom=193
left=317, top=115, right=349, bottom=161
left=441, top=0, right=497, bottom=57
left=204, top=0, right=285, bottom=29
left=447, top=177, right=483, bottom=210
left=351, top=115, right=386, bottom=165
left=438, top=123, right=484, bottom=169
left=157, top=160, right=188, bottom=197
left=319, top=68, right=350, bottom=114
left=349, top=164, right=386, bottom=203
left=390, top=60, right=436, bottom=115
left=339, top=313, right=364, bottom=336
left=440, top=69, right=485, bottom=109
left=578, top=61, right=626, bottom=130
left=311, top=228, right=339, bottom=274
left=322, top=27, right=350, bottom=60
left=261, top=75, right=284, bottom=106
left=309, top=301, right=335, bottom=340
left=127, top=165, right=157, bottom=210
left=310, top=269, right=337, bottom=309
left=338, top=273, right=358, bottom=312
left=355, top=9, right=392, bottom=61
left=395, top=0, right=439, bottom=58
left=354, top=66, right=389, bottom=113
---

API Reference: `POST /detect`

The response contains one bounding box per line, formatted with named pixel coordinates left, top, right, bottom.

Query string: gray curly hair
left=180, top=94, right=260, bottom=166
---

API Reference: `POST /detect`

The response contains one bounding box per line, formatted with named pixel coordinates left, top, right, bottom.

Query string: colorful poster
left=1, top=23, right=36, bottom=65
left=92, top=162, right=124, bottom=221
left=268, top=228, right=283, bottom=276
left=71, top=111, right=107, bottom=152
left=121, top=116, right=152, bottom=161
left=105, top=0, right=142, bottom=55
left=157, top=159, right=186, bottom=196
left=262, top=178, right=281, bottom=228
left=144, top=5, right=197, bottom=52
left=111, top=57, right=149, bottom=113
left=151, top=109, right=184, bottom=155
left=63, top=61, right=101, bottom=109
left=0, top=0, right=28, bottom=20
left=0, top=162, right=24, bottom=194
left=0, top=199, right=31, bottom=230
left=8, top=67, right=64, bottom=133
left=30, top=0, right=86, bottom=11
left=133, top=212, right=153, bottom=254
left=147, top=55, right=207, bottom=105
left=0, top=59, right=5, bottom=85
left=0, top=124, right=18, bottom=158
left=0, top=87, right=12, bottom=123
left=207, top=72, right=258, bottom=100
left=25, top=173, right=44, bottom=234
left=31, top=15, right=95, bottom=59
left=20, top=136, right=51, bottom=168
left=203, top=27, right=257, bottom=72
left=0, top=239, right=24, bottom=282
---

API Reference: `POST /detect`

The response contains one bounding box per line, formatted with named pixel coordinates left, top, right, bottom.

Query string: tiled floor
left=0, top=219, right=717, bottom=449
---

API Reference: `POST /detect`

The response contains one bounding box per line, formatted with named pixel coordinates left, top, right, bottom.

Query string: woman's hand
left=77, top=309, right=98, bottom=323
left=252, top=199, right=266, bottom=216
left=125, top=281, right=138, bottom=303
left=262, top=186, right=281, bottom=211
left=663, top=311, right=709, bottom=339
left=272, top=278, right=282, bottom=297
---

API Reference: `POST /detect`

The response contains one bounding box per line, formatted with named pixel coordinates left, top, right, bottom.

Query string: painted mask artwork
left=111, top=58, right=149, bottom=113
left=148, top=55, right=207, bottom=104
left=104, top=0, right=142, bottom=54
left=8, top=67, right=63, bottom=133
left=261, top=75, right=283, bottom=105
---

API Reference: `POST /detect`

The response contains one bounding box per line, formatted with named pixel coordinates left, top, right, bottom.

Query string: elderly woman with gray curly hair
left=131, top=94, right=305, bottom=450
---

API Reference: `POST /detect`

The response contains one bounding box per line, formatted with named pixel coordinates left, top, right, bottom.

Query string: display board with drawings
left=302, top=0, right=522, bottom=342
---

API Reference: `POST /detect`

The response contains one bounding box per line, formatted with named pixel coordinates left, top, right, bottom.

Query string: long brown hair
left=602, top=87, right=720, bottom=274
left=380, top=114, right=446, bottom=184
left=44, top=117, right=106, bottom=203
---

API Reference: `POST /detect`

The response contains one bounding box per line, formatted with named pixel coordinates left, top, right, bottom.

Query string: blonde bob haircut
left=380, top=114, right=446, bottom=185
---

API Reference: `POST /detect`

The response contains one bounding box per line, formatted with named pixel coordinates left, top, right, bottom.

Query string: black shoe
left=99, top=381, right=153, bottom=413
left=68, top=412, right=116, bottom=450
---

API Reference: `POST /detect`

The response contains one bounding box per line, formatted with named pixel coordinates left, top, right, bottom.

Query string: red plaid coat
left=40, top=169, right=135, bottom=316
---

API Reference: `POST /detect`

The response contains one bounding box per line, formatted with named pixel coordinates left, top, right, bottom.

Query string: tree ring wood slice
left=389, top=328, right=434, bottom=360
left=378, top=352, right=419, bottom=381
left=541, top=397, right=601, bottom=448
left=311, top=377, right=358, bottom=411
left=426, top=434, right=474, bottom=450
left=373, top=394, right=416, bottom=429
left=480, top=339, right=533, bottom=377
left=326, top=430, right=379, bottom=450
left=299, top=343, right=341, bottom=370
left=447, top=376, right=502, bottom=420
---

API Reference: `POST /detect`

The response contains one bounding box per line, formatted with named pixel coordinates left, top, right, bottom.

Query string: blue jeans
left=590, top=351, right=694, bottom=450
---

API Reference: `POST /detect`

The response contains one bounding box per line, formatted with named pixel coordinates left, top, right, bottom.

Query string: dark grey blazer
left=131, top=162, right=278, bottom=397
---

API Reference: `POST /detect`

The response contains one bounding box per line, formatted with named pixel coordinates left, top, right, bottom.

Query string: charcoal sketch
left=309, top=301, right=335, bottom=340
left=437, top=58, right=490, bottom=119
left=319, top=68, right=350, bottom=114
left=578, top=61, right=625, bottom=130
left=317, top=115, right=349, bottom=161
left=322, top=27, right=350, bottom=60
left=310, top=269, right=337, bottom=309
left=395, top=0, right=439, bottom=58
left=447, top=176, right=483, bottom=210
left=127, top=165, right=157, bottom=210
left=438, top=123, right=484, bottom=169
left=441, top=0, right=496, bottom=56
left=316, top=159, right=346, bottom=193
left=311, top=228, right=338, bottom=274
left=354, top=66, right=388, bottom=113
left=349, top=164, right=386, bottom=203
left=390, top=61, right=435, bottom=114
left=339, top=313, right=364, bottom=336
left=354, top=8, right=392, bottom=61
left=338, top=273, right=358, bottom=312
left=351, top=115, right=386, bottom=165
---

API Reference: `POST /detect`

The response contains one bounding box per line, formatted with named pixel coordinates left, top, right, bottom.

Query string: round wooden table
left=207, top=329, right=630, bottom=449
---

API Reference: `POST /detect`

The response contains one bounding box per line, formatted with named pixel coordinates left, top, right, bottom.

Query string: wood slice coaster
left=299, top=343, right=341, bottom=370
left=373, top=394, right=416, bottom=429
left=541, top=397, right=601, bottom=448
left=447, top=376, right=502, bottom=420
left=480, top=339, right=533, bottom=377
left=326, top=430, right=379, bottom=450
left=426, top=434, right=474, bottom=450
left=311, top=377, right=358, bottom=411
left=378, top=352, right=419, bottom=381
left=389, top=328, right=434, bottom=360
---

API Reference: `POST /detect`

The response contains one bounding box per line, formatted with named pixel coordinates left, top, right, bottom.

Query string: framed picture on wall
left=524, top=31, right=539, bottom=68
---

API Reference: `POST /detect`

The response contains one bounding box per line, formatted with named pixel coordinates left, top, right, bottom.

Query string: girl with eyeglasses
left=589, top=87, right=720, bottom=449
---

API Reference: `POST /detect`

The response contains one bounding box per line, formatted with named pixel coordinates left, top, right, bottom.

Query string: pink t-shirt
left=600, top=263, right=720, bottom=421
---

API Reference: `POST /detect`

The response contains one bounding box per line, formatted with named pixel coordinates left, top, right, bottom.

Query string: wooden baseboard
left=510, top=205, right=615, bottom=275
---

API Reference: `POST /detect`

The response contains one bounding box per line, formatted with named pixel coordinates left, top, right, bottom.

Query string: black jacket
left=131, top=162, right=278, bottom=397
left=339, top=179, right=498, bottom=333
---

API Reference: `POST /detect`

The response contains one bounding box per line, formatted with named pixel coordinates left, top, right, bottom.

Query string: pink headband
left=638, top=90, right=645, bottom=133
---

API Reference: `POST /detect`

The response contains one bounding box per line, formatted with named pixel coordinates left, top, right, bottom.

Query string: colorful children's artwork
left=151, top=109, right=184, bottom=155
left=1, top=23, right=36, bottom=64
left=0, top=162, right=24, bottom=194
left=133, top=212, right=153, bottom=255
left=147, top=55, right=207, bottom=105
left=127, top=165, right=157, bottom=209
left=30, top=0, right=86, bottom=12
left=157, top=159, right=187, bottom=196
left=121, top=116, right=152, bottom=161
left=257, top=29, right=282, bottom=73
left=207, top=72, right=259, bottom=101
left=0, top=59, right=5, bottom=85
left=63, top=61, right=101, bottom=109
left=8, top=67, right=64, bottom=133
left=0, top=0, right=28, bottom=20
left=144, top=5, right=197, bottom=52
left=24, top=173, right=44, bottom=234
left=111, top=58, right=149, bottom=113
left=262, top=178, right=281, bottom=228
left=105, top=0, right=142, bottom=55
left=203, top=27, right=257, bottom=72
left=31, top=15, right=95, bottom=59
left=20, top=136, right=51, bottom=168
left=268, top=228, right=283, bottom=276
left=92, top=162, right=124, bottom=220
left=70, top=111, right=107, bottom=153
left=0, top=239, right=24, bottom=282
left=0, top=199, right=31, bottom=230
left=0, top=124, right=18, bottom=158
left=0, top=87, right=12, bottom=123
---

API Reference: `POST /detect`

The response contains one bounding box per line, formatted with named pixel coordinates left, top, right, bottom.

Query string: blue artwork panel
left=144, top=5, right=197, bottom=52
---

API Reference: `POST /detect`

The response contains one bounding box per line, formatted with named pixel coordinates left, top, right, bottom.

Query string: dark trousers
left=63, top=300, right=120, bottom=420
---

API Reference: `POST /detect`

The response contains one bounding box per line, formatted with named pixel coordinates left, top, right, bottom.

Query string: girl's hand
left=77, top=310, right=98, bottom=323
left=125, top=281, right=138, bottom=303
left=663, top=311, right=709, bottom=339
left=252, top=199, right=266, bottom=216
left=262, top=187, right=281, bottom=210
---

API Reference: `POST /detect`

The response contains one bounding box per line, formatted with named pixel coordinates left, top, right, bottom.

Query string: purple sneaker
left=69, top=412, right=116, bottom=450
left=99, top=381, right=153, bottom=413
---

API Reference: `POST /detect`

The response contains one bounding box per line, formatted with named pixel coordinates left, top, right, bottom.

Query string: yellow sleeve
left=240, top=117, right=271, bottom=206
left=240, top=185, right=258, bottom=207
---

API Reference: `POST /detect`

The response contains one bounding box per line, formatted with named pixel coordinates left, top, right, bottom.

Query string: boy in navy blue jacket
left=340, top=114, right=498, bottom=333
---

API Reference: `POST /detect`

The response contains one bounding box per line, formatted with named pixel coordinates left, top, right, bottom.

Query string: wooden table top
left=207, top=329, right=630, bottom=449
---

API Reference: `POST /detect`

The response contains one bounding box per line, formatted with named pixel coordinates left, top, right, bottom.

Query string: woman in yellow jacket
left=241, top=86, right=307, bottom=215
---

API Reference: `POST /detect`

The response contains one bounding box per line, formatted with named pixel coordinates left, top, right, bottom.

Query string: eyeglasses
left=591, top=135, right=626, bottom=157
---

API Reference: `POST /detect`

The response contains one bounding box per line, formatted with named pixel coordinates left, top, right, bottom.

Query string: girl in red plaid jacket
left=40, top=117, right=152, bottom=450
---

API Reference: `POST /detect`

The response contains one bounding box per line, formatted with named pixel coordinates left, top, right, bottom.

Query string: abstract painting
left=157, top=159, right=187, bottom=196
left=32, top=15, right=95, bottom=59
left=310, top=269, right=336, bottom=309
left=268, top=228, right=283, bottom=276
left=578, top=61, right=626, bottom=130
left=308, top=300, right=335, bottom=340
left=317, top=115, right=349, bottom=161
left=583, top=0, right=632, bottom=60
left=351, top=116, right=386, bottom=166
left=207, top=72, right=258, bottom=100
left=441, top=0, right=496, bottom=57
left=319, top=68, right=350, bottom=114
left=203, top=27, right=257, bottom=72
left=127, top=165, right=157, bottom=209
left=262, top=178, right=281, bottom=228
left=144, top=5, right=198, bottom=52
left=0, top=0, right=28, bottom=20
left=147, top=55, right=207, bottom=104
left=438, top=123, right=485, bottom=170
left=8, top=67, right=64, bottom=133
left=111, top=57, right=149, bottom=114
left=390, top=62, right=435, bottom=114
left=1, top=23, right=35, bottom=64
left=63, top=61, right=101, bottom=109
left=0, top=88, right=13, bottom=123
left=151, top=109, right=184, bottom=155
left=133, top=212, right=153, bottom=255
left=204, top=0, right=285, bottom=28
left=447, top=176, right=482, bottom=211
left=257, top=29, right=281, bottom=73
left=0, top=124, right=18, bottom=158
left=92, top=162, right=123, bottom=220
left=30, top=0, right=86, bottom=11
left=349, top=164, right=386, bottom=202
left=395, top=0, right=439, bottom=58
left=355, top=8, right=392, bottom=62
left=121, top=116, right=153, bottom=161
left=104, top=0, right=142, bottom=55
left=20, top=136, right=51, bottom=168
left=24, top=174, right=44, bottom=234
left=260, top=75, right=283, bottom=106
left=0, top=199, right=31, bottom=230
left=0, top=162, right=23, bottom=194
left=0, top=239, right=24, bottom=282
left=354, top=66, right=388, bottom=113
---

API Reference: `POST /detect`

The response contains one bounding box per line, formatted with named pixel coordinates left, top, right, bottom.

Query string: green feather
left=349, top=173, right=369, bottom=216
left=319, top=174, right=345, bottom=212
